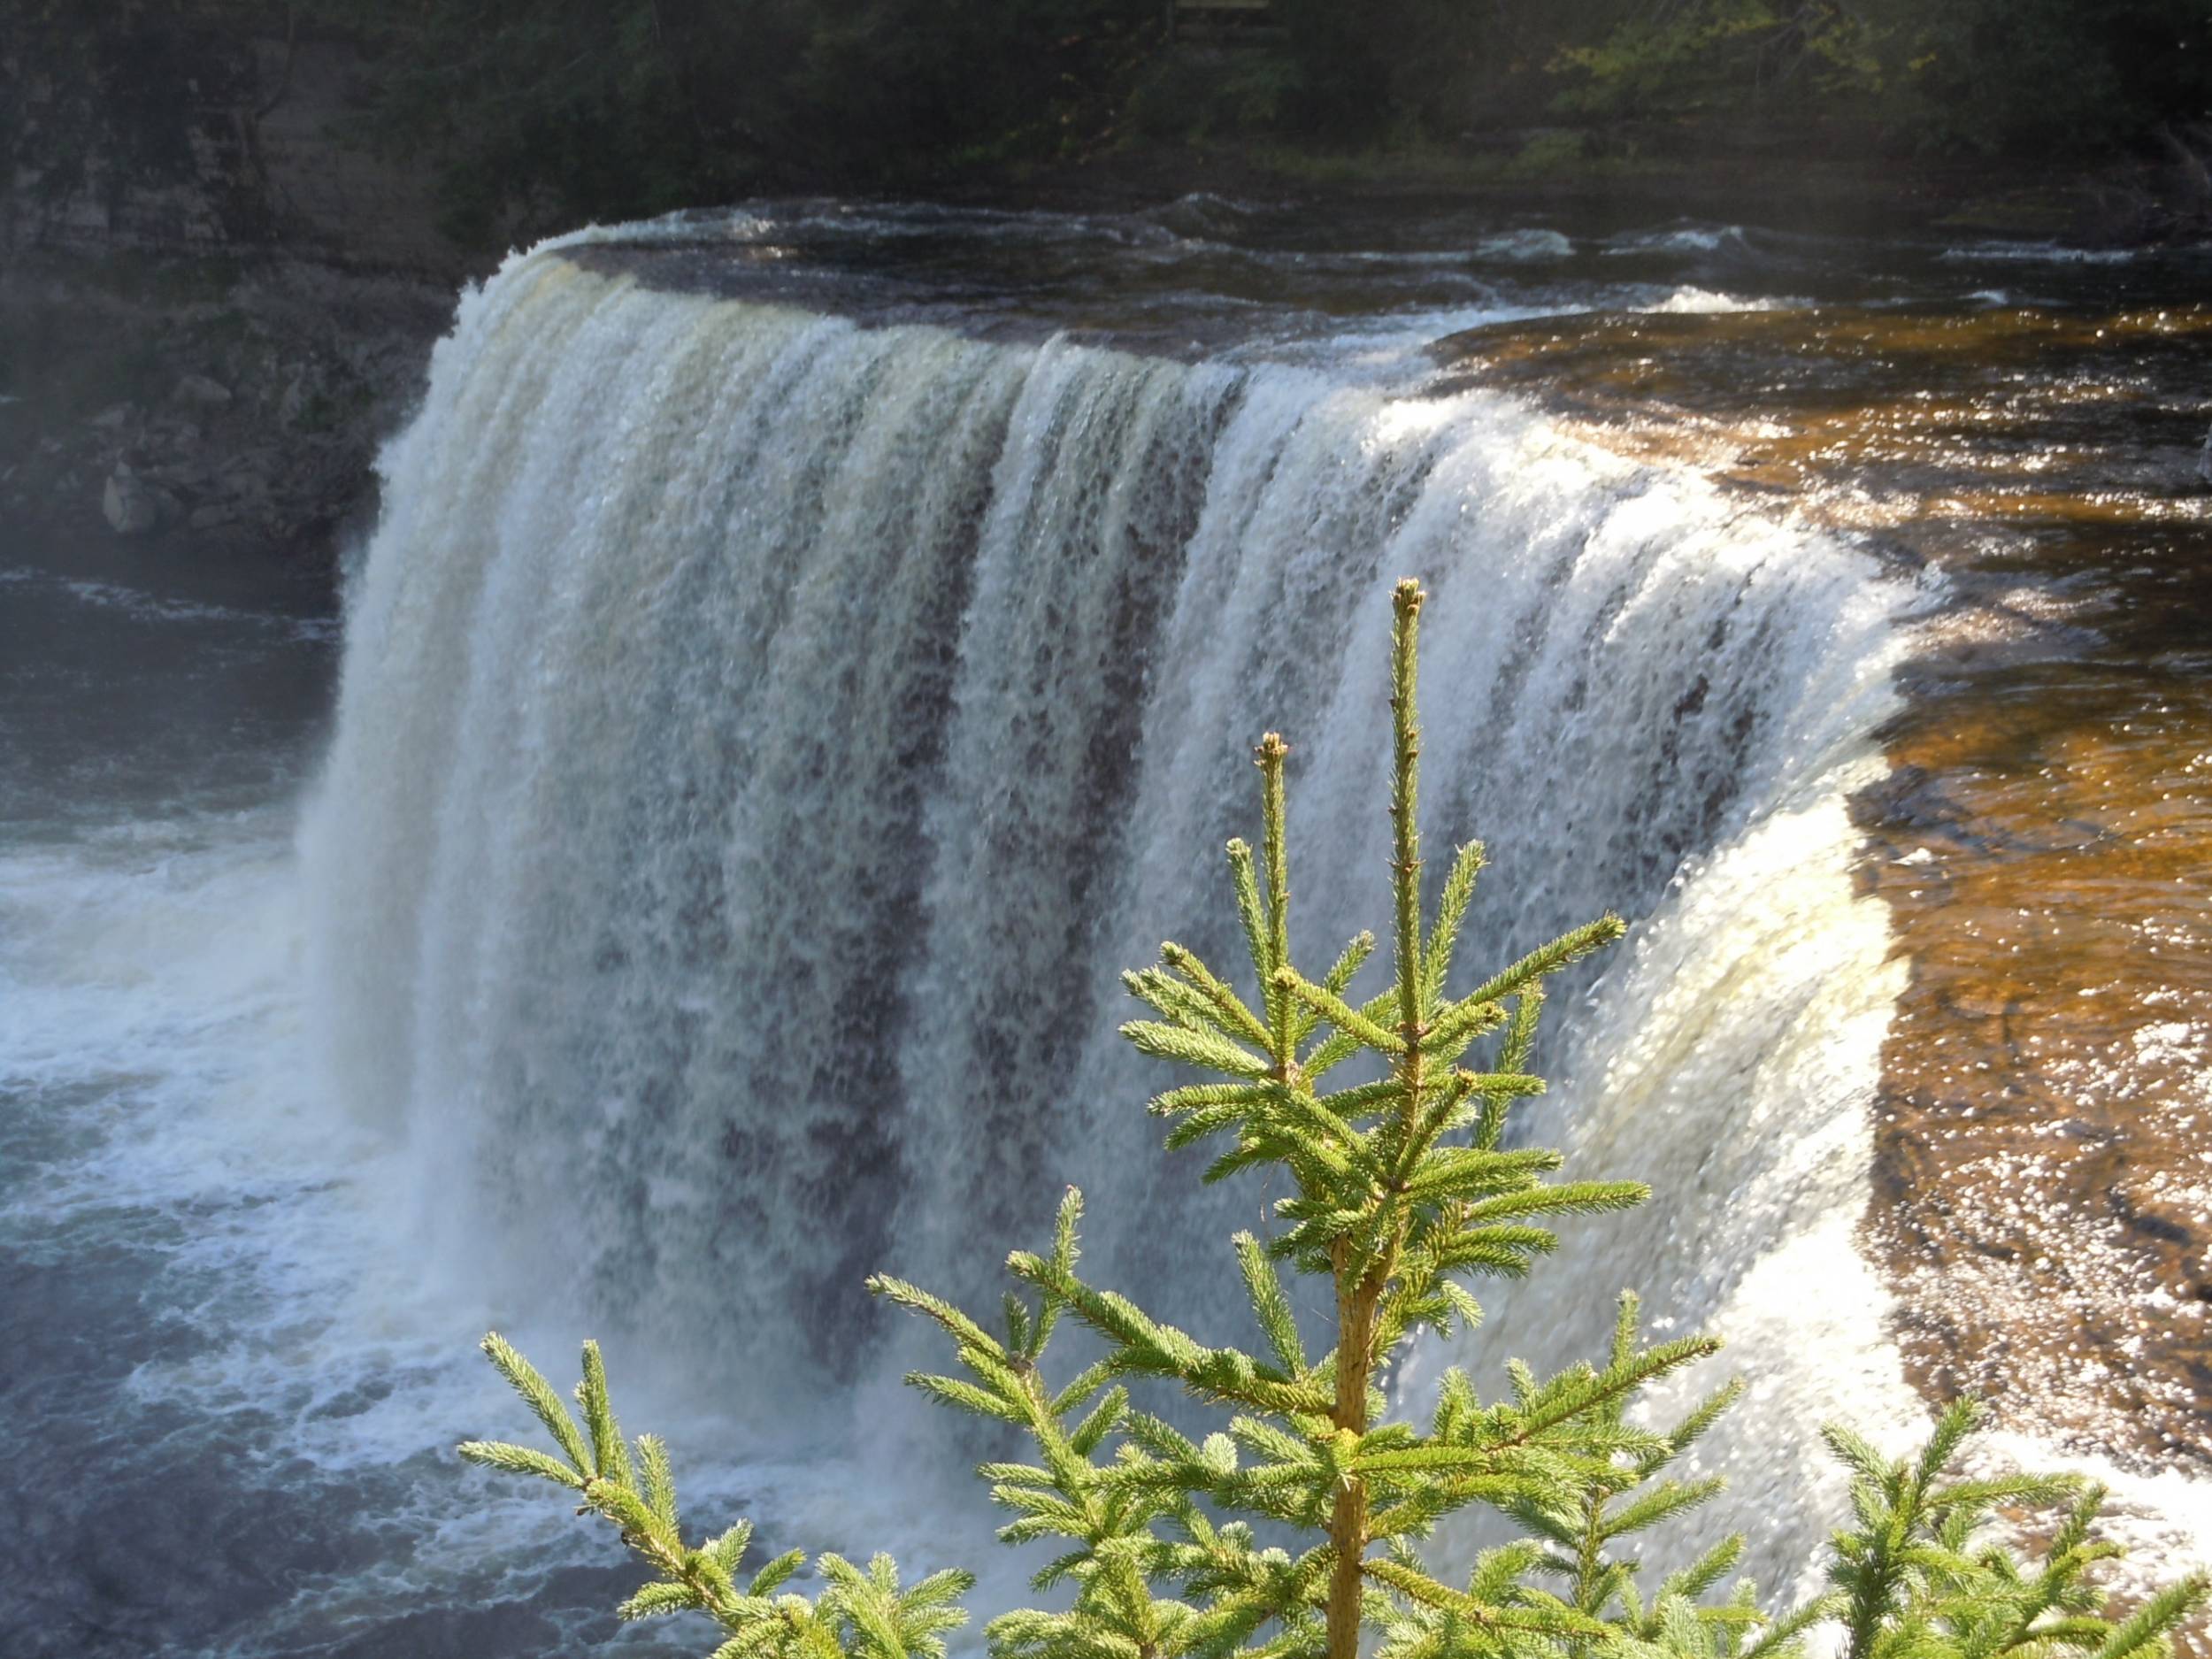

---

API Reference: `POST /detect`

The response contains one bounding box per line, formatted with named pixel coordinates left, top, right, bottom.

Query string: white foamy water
left=301, top=239, right=1936, bottom=1592
left=1939, top=240, right=2143, bottom=265
left=1647, top=285, right=1799, bottom=313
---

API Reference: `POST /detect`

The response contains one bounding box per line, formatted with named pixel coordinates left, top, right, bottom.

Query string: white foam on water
left=1604, top=224, right=1753, bottom=257
left=1939, top=240, right=2141, bottom=265
left=1647, top=285, right=1798, bottom=313
left=1475, top=227, right=1576, bottom=262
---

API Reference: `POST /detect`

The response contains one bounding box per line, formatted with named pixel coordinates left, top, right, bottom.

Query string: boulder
left=173, top=373, right=234, bottom=409
left=102, top=465, right=161, bottom=535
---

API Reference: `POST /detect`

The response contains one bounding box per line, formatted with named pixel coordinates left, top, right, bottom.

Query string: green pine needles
left=458, top=580, right=2205, bottom=1659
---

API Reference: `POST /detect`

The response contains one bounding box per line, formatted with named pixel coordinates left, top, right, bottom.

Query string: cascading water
left=18, top=204, right=2212, bottom=1659
left=300, top=234, right=1922, bottom=1590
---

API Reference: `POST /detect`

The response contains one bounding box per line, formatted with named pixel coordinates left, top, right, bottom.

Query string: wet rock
left=102, top=465, right=161, bottom=535
left=150, top=460, right=214, bottom=490
left=277, top=365, right=327, bottom=430
left=188, top=501, right=240, bottom=531
left=173, top=373, right=234, bottom=409
left=6, top=250, right=451, bottom=559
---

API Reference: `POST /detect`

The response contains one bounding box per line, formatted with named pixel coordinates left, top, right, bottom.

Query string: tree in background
left=1544, top=0, right=2212, bottom=157
left=1872, top=0, right=2212, bottom=156
left=460, top=580, right=2205, bottom=1659
left=1, top=0, right=263, bottom=221
left=8, top=0, right=2212, bottom=244
left=298, top=0, right=1158, bottom=240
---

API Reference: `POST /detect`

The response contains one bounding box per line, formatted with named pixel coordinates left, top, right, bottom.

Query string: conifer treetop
left=456, top=579, right=2206, bottom=1659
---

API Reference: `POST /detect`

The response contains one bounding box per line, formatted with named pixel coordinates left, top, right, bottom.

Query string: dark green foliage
left=292, top=0, right=1157, bottom=233
left=9, top=0, right=2212, bottom=244
left=458, top=580, right=2204, bottom=1659
left=1874, top=0, right=2212, bottom=156
left=1548, top=1, right=1884, bottom=126
left=1548, top=0, right=2212, bottom=156
left=2, top=0, right=262, bottom=210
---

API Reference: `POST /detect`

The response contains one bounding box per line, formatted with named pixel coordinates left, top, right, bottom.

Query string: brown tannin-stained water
left=1448, top=290, right=2212, bottom=1475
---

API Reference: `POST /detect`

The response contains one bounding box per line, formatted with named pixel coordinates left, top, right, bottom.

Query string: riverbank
left=981, top=129, right=2212, bottom=245
left=0, top=250, right=450, bottom=569
left=7, top=123, right=2203, bottom=575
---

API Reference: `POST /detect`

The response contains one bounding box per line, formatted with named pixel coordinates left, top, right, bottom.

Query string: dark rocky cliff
left=4, top=24, right=470, bottom=565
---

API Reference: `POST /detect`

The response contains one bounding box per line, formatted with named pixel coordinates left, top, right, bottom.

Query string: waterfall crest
left=302, top=243, right=1913, bottom=1573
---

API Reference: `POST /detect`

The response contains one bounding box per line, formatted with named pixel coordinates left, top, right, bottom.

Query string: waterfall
left=301, top=239, right=1916, bottom=1584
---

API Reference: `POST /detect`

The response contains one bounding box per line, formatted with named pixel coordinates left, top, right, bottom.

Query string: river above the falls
left=4, top=196, right=2210, bottom=1657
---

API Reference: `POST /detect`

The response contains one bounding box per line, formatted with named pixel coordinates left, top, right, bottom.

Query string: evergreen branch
left=640, top=1432, right=680, bottom=1532
left=1322, top=932, right=1379, bottom=1000
left=708, top=1520, right=756, bottom=1574
left=1303, top=987, right=1402, bottom=1079
left=1257, top=733, right=1294, bottom=1036
left=1148, top=1082, right=1275, bottom=1118
left=906, top=1371, right=1031, bottom=1425
left=1315, top=1078, right=1406, bottom=1122
left=2093, top=1580, right=2207, bottom=1659
left=1273, top=968, right=1407, bottom=1054
left=1456, top=916, right=1628, bottom=1010
left=479, top=1331, right=593, bottom=1477
left=1742, top=1594, right=1846, bottom=1659
left=1123, top=1019, right=1275, bottom=1079
left=622, top=1580, right=706, bottom=1620
left=1006, top=1251, right=1329, bottom=1417
left=1915, top=1395, right=1985, bottom=1489
left=1420, top=839, right=1486, bottom=1014
left=1125, top=967, right=1266, bottom=1049
left=1482, top=1334, right=1723, bottom=1451
left=456, top=1438, right=588, bottom=1487
left=580, top=1340, right=635, bottom=1491
left=1160, top=941, right=1276, bottom=1050
left=1419, top=995, right=1508, bottom=1057
left=866, top=1276, right=1007, bottom=1360
left=1604, top=1476, right=1726, bottom=1540
left=750, top=1549, right=803, bottom=1596
left=1455, top=1180, right=1650, bottom=1223
left=1363, top=1555, right=1612, bottom=1639
left=1071, top=1386, right=1130, bottom=1456
left=1387, top=579, right=1425, bottom=1040
left=1165, top=1100, right=1258, bottom=1151
left=1475, top=989, right=1546, bottom=1149
left=1236, top=1231, right=1310, bottom=1375
left=1053, top=1357, right=1131, bottom=1417
left=1227, top=839, right=1273, bottom=988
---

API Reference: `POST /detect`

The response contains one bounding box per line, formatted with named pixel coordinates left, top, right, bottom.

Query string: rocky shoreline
left=8, top=83, right=2203, bottom=576
left=1, top=250, right=454, bottom=568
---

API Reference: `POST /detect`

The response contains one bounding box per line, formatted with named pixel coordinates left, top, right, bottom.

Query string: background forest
left=6, top=0, right=2212, bottom=247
